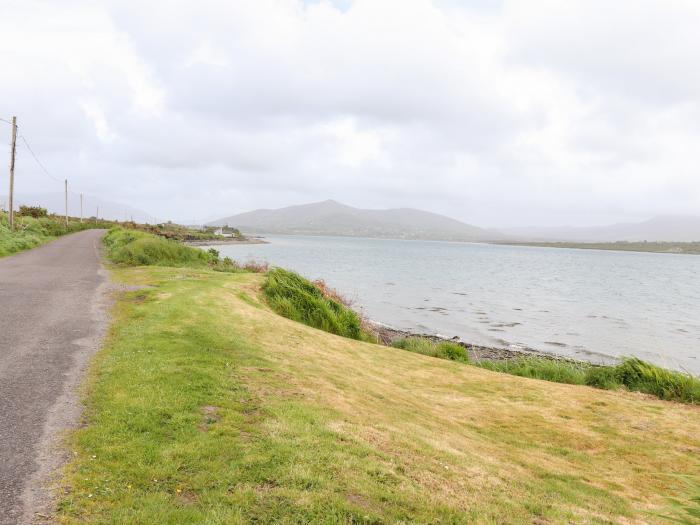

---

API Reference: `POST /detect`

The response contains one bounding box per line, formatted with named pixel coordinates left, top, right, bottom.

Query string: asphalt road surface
left=0, top=230, right=108, bottom=525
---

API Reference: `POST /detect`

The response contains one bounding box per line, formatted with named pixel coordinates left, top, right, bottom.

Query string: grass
left=391, top=337, right=469, bottom=363
left=0, top=211, right=110, bottom=257
left=56, top=265, right=700, bottom=524
left=262, top=267, right=363, bottom=340
left=103, top=227, right=214, bottom=268
left=656, top=470, right=700, bottom=524
left=473, top=356, right=700, bottom=404
left=477, top=356, right=589, bottom=385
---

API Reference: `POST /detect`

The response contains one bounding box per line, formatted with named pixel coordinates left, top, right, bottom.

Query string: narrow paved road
left=0, top=230, right=108, bottom=525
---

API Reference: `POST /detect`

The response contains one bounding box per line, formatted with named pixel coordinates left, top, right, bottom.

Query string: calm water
left=209, top=235, right=700, bottom=374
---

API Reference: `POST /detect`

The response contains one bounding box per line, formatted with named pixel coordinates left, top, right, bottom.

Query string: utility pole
left=8, top=116, right=17, bottom=229
left=64, top=179, right=68, bottom=227
left=80, top=193, right=83, bottom=223
left=96, top=206, right=99, bottom=224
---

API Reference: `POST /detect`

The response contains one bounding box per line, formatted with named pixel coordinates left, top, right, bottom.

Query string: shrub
left=391, top=337, right=470, bottom=363
left=262, top=268, right=362, bottom=339
left=103, top=228, right=212, bottom=268
left=18, top=205, right=48, bottom=218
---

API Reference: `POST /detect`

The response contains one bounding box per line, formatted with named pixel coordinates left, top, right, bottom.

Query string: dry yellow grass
left=223, top=273, right=699, bottom=523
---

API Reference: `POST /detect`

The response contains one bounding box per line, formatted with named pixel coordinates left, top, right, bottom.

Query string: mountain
left=501, top=215, right=700, bottom=242
left=1, top=192, right=159, bottom=224
left=209, top=200, right=501, bottom=241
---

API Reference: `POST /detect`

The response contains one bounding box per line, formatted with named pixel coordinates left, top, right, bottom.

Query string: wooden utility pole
left=64, top=179, right=68, bottom=227
left=80, top=193, right=83, bottom=223
left=8, top=116, right=17, bottom=229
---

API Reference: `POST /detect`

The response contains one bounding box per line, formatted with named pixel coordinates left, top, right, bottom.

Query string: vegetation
left=103, top=227, right=214, bottom=268
left=0, top=210, right=112, bottom=258
left=136, top=222, right=241, bottom=242
left=262, top=267, right=363, bottom=340
left=493, top=240, right=700, bottom=255
left=474, top=356, right=700, bottom=404
left=391, top=336, right=469, bottom=363
left=56, top=266, right=700, bottom=524
left=657, top=471, right=700, bottom=524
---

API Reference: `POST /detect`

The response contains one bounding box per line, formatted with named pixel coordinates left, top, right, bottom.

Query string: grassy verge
left=57, top=265, right=700, bottom=524
left=0, top=211, right=110, bottom=257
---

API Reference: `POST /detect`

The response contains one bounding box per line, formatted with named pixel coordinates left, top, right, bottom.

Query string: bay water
left=208, top=235, right=700, bottom=374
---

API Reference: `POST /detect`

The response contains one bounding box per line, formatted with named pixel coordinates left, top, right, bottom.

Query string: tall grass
left=473, top=355, right=699, bottom=404
left=477, top=356, right=588, bottom=385
left=391, top=337, right=469, bottom=363
left=103, top=228, right=213, bottom=267
left=262, top=268, right=363, bottom=339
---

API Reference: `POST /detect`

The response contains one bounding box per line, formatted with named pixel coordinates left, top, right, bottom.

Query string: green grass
left=473, top=356, right=700, bottom=404
left=56, top=267, right=700, bottom=524
left=0, top=211, right=109, bottom=257
left=477, top=357, right=589, bottom=385
left=391, top=337, right=469, bottom=363
left=103, top=227, right=214, bottom=268
left=262, top=267, right=363, bottom=340
left=656, top=471, right=700, bottom=524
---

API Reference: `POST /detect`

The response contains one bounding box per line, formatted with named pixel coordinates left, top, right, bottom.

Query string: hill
left=501, top=215, right=700, bottom=242
left=209, top=200, right=501, bottom=241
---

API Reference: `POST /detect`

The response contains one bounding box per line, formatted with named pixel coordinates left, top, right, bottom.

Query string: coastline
left=368, top=321, right=610, bottom=366
left=185, top=237, right=268, bottom=246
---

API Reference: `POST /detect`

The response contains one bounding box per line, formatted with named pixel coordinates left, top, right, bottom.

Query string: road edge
left=17, top=233, right=113, bottom=525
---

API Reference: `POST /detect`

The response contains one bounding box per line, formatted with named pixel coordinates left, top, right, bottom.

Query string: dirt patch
left=199, top=406, right=220, bottom=431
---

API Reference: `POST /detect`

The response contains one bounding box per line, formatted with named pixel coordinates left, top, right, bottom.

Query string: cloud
left=0, top=0, right=698, bottom=226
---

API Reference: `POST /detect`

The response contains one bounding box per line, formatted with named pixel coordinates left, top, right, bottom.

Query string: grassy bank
left=0, top=211, right=110, bottom=257
left=57, top=264, right=700, bottom=524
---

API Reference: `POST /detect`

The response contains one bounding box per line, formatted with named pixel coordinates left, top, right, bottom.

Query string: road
left=0, top=230, right=108, bottom=525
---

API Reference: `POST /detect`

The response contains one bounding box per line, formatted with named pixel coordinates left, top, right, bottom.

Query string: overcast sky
left=1, top=0, right=699, bottom=226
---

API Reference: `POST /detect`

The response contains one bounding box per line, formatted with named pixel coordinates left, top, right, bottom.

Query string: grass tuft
left=262, top=268, right=363, bottom=340
left=391, top=337, right=470, bottom=363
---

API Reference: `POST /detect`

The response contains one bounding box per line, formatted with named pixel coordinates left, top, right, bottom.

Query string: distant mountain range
left=501, top=215, right=700, bottom=242
left=210, top=201, right=700, bottom=243
left=209, top=200, right=501, bottom=241
left=1, top=192, right=159, bottom=224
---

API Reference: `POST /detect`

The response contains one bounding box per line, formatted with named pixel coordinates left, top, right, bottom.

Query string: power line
left=18, top=134, right=63, bottom=184
left=0, top=117, right=15, bottom=126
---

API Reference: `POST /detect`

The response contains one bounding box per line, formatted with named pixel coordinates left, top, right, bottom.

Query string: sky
left=1, top=0, right=699, bottom=227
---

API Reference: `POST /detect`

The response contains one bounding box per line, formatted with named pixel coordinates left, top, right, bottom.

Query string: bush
left=103, top=228, right=212, bottom=268
left=391, top=337, right=470, bottom=363
left=18, top=205, right=48, bottom=218
left=262, top=268, right=363, bottom=339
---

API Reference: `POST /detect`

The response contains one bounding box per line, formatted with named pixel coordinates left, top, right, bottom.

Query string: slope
left=56, top=266, right=699, bottom=524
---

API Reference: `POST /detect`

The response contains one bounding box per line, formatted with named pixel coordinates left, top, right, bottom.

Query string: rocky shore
left=368, top=322, right=594, bottom=365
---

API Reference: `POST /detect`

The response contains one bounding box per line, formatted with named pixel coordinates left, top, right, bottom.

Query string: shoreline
left=368, top=321, right=612, bottom=367
left=185, top=237, right=269, bottom=246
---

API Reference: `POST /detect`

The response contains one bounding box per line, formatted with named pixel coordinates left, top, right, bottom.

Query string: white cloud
left=0, top=0, right=698, bottom=226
